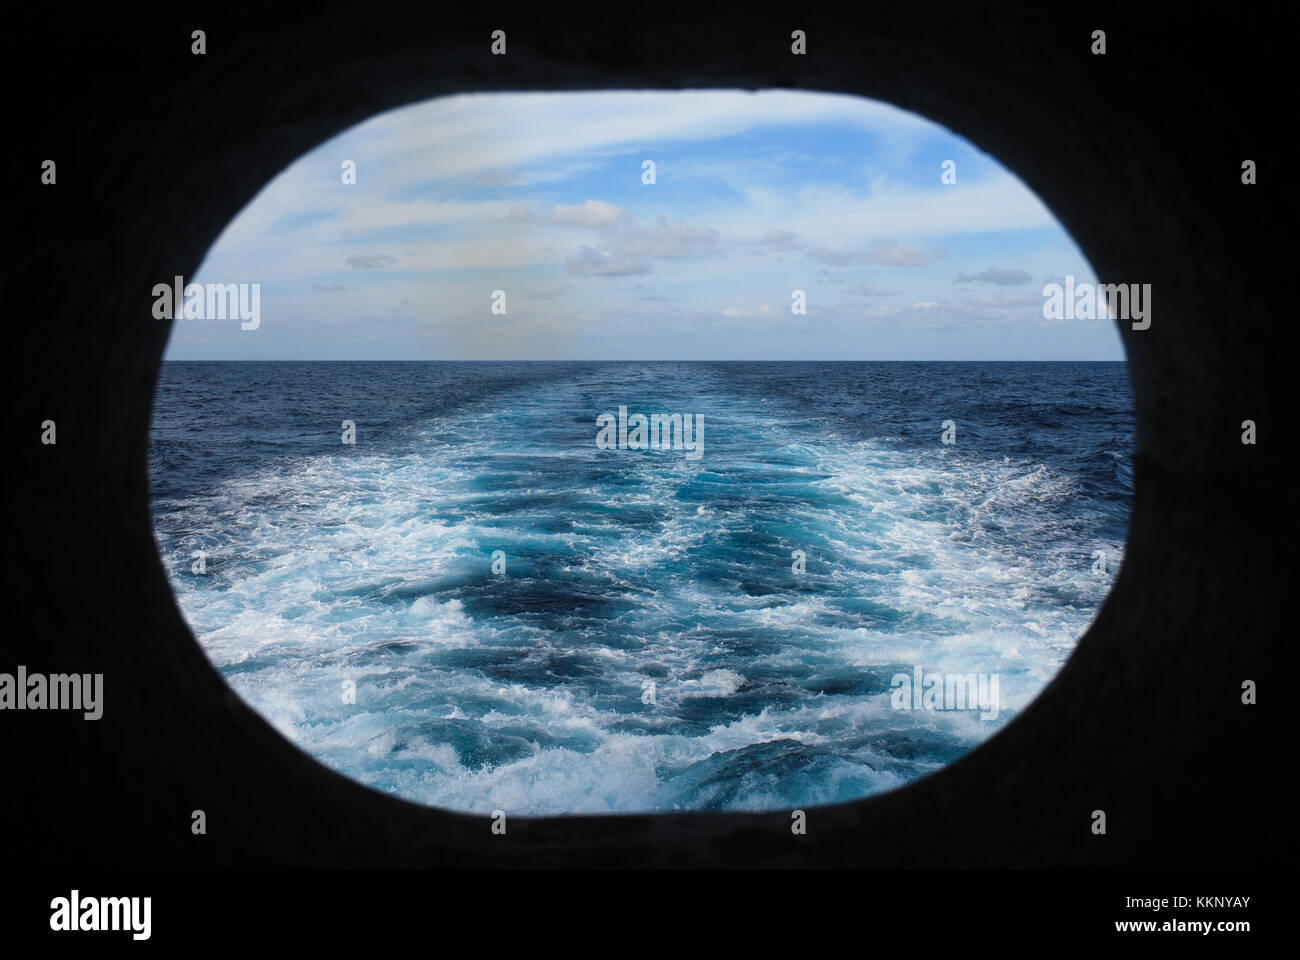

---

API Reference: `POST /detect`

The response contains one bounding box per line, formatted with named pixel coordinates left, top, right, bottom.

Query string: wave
left=153, top=363, right=1129, bottom=813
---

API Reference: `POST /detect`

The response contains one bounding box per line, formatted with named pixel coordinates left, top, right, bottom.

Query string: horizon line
left=161, top=357, right=1128, bottom=363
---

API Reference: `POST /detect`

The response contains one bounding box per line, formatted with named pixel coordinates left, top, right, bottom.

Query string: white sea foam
left=156, top=372, right=1125, bottom=813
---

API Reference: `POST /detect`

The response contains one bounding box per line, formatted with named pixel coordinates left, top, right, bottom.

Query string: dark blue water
left=149, top=361, right=1133, bottom=813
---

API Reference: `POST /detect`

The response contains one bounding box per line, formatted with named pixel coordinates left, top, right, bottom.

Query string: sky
left=167, top=90, right=1122, bottom=361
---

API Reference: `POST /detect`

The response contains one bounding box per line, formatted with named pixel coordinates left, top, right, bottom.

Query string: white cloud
left=565, top=246, right=651, bottom=277
left=346, top=253, right=398, bottom=269
left=954, top=267, right=1033, bottom=285
left=548, top=200, right=626, bottom=229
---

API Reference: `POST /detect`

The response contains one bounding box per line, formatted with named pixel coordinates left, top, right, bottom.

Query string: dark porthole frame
left=15, top=4, right=1267, bottom=870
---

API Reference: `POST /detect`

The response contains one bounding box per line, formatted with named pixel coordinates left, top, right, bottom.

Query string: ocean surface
left=149, top=361, right=1133, bottom=814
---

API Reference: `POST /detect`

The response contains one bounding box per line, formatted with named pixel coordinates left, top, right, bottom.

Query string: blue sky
left=169, top=90, right=1121, bottom=361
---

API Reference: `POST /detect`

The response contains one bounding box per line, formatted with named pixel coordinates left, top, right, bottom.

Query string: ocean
left=149, top=361, right=1133, bottom=814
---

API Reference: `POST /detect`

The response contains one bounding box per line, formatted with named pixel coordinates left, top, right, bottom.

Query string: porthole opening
left=149, top=90, right=1133, bottom=815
